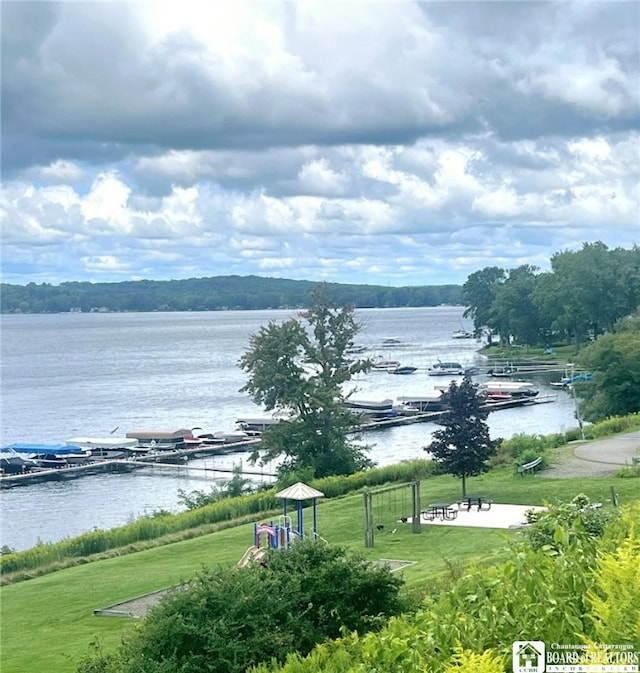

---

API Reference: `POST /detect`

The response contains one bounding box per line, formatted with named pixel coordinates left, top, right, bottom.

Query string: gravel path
left=541, top=431, right=640, bottom=479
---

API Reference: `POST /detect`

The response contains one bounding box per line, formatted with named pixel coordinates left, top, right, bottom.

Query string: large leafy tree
left=490, top=265, right=545, bottom=347
left=462, top=266, right=505, bottom=344
left=540, top=243, right=640, bottom=348
left=239, top=285, right=373, bottom=478
left=576, top=314, right=640, bottom=422
left=76, top=540, right=406, bottom=673
left=425, top=377, right=499, bottom=496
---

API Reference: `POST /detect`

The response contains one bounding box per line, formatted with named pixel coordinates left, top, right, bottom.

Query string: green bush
left=524, top=494, right=616, bottom=552
left=76, top=540, right=406, bottom=673
left=583, top=413, right=640, bottom=439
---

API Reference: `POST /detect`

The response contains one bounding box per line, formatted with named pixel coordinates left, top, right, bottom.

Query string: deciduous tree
left=462, top=267, right=505, bottom=344
left=239, top=285, right=373, bottom=478
left=576, top=314, right=640, bottom=422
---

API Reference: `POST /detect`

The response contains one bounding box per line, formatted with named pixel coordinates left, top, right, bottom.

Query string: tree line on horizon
left=0, top=275, right=463, bottom=313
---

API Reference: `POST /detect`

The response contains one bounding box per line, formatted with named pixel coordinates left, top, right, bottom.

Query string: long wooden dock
left=0, top=438, right=262, bottom=489
left=1, top=396, right=556, bottom=488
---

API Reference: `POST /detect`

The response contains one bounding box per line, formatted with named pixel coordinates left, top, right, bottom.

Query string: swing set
left=363, top=481, right=421, bottom=548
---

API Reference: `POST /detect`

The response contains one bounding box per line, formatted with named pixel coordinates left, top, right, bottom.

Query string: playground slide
left=237, top=545, right=267, bottom=568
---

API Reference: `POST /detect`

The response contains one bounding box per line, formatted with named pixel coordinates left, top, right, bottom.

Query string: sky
left=1, top=1, right=639, bottom=287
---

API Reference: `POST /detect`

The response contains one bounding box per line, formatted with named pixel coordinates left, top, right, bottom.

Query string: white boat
left=371, top=357, right=402, bottom=371
left=427, top=361, right=465, bottom=376
left=427, top=361, right=478, bottom=376
left=479, top=381, right=539, bottom=400
left=2, top=443, right=92, bottom=468
left=66, top=436, right=138, bottom=459
left=397, top=392, right=447, bottom=412
left=451, top=329, right=474, bottom=339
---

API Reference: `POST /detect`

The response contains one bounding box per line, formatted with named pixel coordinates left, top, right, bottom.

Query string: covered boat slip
left=2, top=443, right=89, bottom=457
left=125, top=428, right=194, bottom=449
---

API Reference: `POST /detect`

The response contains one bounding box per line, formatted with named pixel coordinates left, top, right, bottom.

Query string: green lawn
left=2, top=467, right=639, bottom=673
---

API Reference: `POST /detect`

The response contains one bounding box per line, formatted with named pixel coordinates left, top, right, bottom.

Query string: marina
left=0, top=307, right=582, bottom=551
left=1, top=392, right=557, bottom=488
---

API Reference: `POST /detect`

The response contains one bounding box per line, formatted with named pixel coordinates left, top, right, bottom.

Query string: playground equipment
left=237, top=545, right=267, bottom=568
left=254, top=517, right=297, bottom=550
left=363, top=481, right=421, bottom=548
left=244, top=481, right=325, bottom=562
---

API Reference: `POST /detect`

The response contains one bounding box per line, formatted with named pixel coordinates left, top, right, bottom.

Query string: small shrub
left=443, top=647, right=506, bottom=672
left=616, top=464, right=640, bottom=479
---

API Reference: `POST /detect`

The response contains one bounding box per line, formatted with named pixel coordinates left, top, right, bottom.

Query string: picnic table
left=457, top=494, right=492, bottom=512
left=422, top=503, right=458, bottom=521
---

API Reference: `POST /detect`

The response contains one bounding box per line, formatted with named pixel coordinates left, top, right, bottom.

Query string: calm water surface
left=0, top=308, right=577, bottom=550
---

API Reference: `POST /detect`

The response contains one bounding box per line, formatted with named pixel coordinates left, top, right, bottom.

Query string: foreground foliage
left=252, top=499, right=640, bottom=673
left=76, top=541, right=406, bottom=673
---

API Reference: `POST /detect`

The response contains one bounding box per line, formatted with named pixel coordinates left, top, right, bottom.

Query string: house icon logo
left=513, top=641, right=545, bottom=673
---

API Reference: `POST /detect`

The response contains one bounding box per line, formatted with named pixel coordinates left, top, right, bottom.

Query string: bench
left=517, top=456, right=543, bottom=475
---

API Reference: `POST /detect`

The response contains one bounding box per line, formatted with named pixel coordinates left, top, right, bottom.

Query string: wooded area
left=462, top=242, right=640, bottom=349
left=0, top=275, right=463, bottom=313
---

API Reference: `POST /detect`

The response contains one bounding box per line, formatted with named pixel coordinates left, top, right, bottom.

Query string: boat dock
left=1, top=396, right=556, bottom=488
left=0, top=437, right=262, bottom=489
left=350, top=394, right=557, bottom=432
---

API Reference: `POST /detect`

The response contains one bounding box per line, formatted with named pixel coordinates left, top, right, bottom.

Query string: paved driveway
left=543, top=430, right=640, bottom=478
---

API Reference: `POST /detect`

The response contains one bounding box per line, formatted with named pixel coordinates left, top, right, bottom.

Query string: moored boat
left=125, top=428, right=194, bottom=451
left=427, top=361, right=465, bottom=376
left=371, top=357, right=402, bottom=371
left=479, top=381, right=539, bottom=400
left=236, top=417, right=285, bottom=434
left=2, top=443, right=92, bottom=468
left=389, top=365, right=417, bottom=375
left=66, top=436, right=138, bottom=460
left=397, top=392, right=447, bottom=412
left=451, top=329, right=474, bottom=339
left=0, top=452, right=37, bottom=475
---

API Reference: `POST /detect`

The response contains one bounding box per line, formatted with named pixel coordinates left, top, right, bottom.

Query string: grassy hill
left=2, top=457, right=639, bottom=673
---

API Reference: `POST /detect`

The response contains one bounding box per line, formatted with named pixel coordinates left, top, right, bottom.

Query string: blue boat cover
left=2, top=443, right=85, bottom=455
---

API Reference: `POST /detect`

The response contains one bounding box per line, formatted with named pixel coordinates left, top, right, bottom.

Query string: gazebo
left=274, top=481, right=325, bottom=539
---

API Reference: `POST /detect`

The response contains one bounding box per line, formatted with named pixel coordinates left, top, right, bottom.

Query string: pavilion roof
left=275, top=481, right=325, bottom=501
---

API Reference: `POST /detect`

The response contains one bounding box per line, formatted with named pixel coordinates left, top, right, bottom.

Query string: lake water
left=0, top=307, right=578, bottom=551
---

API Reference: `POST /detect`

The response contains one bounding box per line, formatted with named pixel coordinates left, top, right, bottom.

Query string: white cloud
left=1, top=1, right=639, bottom=286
